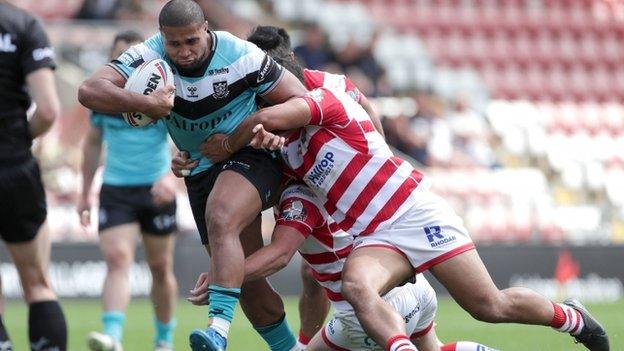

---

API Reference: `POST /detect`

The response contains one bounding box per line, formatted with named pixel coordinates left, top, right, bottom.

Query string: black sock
left=28, top=301, right=67, bottom=351
left=0, top=314, right=13, bottom=351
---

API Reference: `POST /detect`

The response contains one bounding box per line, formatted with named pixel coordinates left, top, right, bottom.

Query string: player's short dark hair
left=113, top=30, right=144, bottom=45
left=247, top=26, right=304, bottom=83
left=247, top=26, right=292, bottom=54
left=158, top=0, right=205, bottom=28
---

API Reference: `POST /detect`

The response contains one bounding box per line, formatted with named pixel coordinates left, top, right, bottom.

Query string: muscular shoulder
left=213, top=31, right=257, bottom=62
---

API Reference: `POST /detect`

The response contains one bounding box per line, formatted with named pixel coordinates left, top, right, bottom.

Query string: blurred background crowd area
left=13, top=0, right=624, bottom=245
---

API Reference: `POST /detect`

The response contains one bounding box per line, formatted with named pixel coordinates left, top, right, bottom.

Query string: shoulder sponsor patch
left=281, top=200, right=307, bottom=222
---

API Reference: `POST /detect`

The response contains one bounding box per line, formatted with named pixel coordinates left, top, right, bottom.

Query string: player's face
left=161, top=21, right=210, bottom=70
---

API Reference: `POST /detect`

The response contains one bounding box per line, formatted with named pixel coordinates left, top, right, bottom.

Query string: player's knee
left=205, top=199, right=241, bottom=237
left=103, top=246, right=132, bottom=271
left=147, top=257, right=172, bottom=282
left=19, top=268, right=53, bottom=302
left=300, top=265, right=322, bottom=293
left=341, top=276, right=372, bottom=307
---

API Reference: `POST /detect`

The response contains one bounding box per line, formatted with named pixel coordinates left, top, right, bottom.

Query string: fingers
left=164, top=84, right=175, bottom=96
left=193, top=272, right=208, bottom=290
left=187, top=291, right=209, bottom=305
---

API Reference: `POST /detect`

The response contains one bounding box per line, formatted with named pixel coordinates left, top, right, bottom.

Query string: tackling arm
left=243, top=225, right=306, bottom=282
left=227, top=98, right=312, bottom=152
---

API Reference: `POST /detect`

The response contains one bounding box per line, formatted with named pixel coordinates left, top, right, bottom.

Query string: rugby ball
left=122, top=59, right=175, bottom=127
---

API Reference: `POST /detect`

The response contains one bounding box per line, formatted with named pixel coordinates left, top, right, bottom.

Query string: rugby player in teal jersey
left=78, top=30, right=178, bottom=351
left=78, top=1, right=308, bottom=350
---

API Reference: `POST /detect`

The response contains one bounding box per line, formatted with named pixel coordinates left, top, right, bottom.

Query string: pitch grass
left=2, top=297, right=622, bottom=350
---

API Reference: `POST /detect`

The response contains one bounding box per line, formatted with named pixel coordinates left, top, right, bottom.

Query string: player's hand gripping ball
left=122, top=59, right=174, bottom=127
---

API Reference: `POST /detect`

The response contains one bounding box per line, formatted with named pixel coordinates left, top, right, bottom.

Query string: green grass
left=2, top=297, right=622, bottom=350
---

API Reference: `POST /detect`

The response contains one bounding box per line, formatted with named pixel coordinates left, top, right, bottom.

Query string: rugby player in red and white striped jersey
left=189, top=182, right=499, bottom=351
left=199, top=31, right=609, bottom=351
left=245, top=25, right=384, bottom=348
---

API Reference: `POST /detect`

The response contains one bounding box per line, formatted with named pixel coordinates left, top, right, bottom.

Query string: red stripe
left=275, top=220, right=311, bottom=238
left=338, top=159, right=398, bottom=231
left=155, top=62, right=167, bottom=84
left=321, top=327, right=350, bottom=351
left=324, top=287, right=344, bottom=301
left=386, top=335, right=410, bottom=351
left=298, top=330, right=311, bottom=345
left=359, top=120, right=376, bottom=133
left=311, top=222, right=340, bottom=248
left=311, top=269, right=342, bottom=282
left=410, top=321, right=434, bottom=339
left=415, top=243, right=476, bottom=273
left=296, top=129, right=335, bottom=175
left=360, top=170, right=422, bottom=236
left=324, top=153, right=372, bottom=215
left=300, top=245, right=352, bottom=265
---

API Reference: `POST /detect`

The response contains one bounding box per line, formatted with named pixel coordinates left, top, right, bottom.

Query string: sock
left=208, top=285, right=241, bottom=338
left=254, top=314, right=297, bottom=351
left=387, top=334, right=417, bottom=351
left=550, top=302, right=585, bottom=335
left=28, top=300, right=67, bottom=351
left=0, top=315, right=13, bottom=351
left=297, top=330, right=311, bottom=349
left=154, top=318, right=176, bottom=345
left=102, top=311, right=126, bottom=342
left=442, top=341, right=500, bottom=351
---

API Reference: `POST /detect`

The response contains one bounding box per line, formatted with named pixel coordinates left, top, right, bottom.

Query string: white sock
left=210, top=317, right=231, bottom=338
left=295, top=340, right=307, bottom=350
left=553, top=303, right=585, bottom=335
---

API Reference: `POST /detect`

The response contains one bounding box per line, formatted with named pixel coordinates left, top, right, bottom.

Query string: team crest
left=281, top=200, right=307, bottom=221
left=213, top=81, right=229, bottom=99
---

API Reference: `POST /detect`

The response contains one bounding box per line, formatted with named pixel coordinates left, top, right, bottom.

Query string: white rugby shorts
left=353, top=190, right=475, bottom=272
left=321, top=276, right=437, bottom=350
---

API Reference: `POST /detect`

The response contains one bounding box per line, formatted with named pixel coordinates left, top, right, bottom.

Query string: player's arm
left=200, top=97, right=312, bottom=163
left=188, top=224, right=306, bottom=305
left=77, top=122, right=103, bottom=226
left=359, top=94, right=385, bottom=138
left=243, top=225, right=306, bottom=282
left=78, top=66, right=173, bottom=119
left=27, top=68, right=60, bottom=138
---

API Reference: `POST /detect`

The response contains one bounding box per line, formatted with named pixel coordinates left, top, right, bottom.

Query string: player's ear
left=203, top=21, right=209, bottom=33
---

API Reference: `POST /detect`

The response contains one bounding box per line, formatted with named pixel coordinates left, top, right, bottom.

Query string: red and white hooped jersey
left=281, top=88, right=430, bottom=236
left=303, top=69, right=362, bottom=103
left=275, top=183, right=354, bottom=310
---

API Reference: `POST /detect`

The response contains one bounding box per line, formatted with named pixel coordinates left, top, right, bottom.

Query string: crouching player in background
left=188, top=182, right=499, bottom=351
left=78, top=30, right=179, bottom=351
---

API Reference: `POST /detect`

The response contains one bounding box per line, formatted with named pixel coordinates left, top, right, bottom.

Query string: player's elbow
left=275, top=250, right=293, bottom=270
left=35, top=102, right=60, bottom=125
left=78, top=79, right=98, bottom=109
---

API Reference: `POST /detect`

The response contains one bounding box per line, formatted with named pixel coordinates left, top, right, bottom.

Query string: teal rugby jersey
left=91, top=112, right=170, bottom=186
left=108, top=30, right=284, bottom=176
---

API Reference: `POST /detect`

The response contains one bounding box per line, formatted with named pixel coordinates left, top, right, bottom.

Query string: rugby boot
left=189, top=328, right=227, bottom=351
left=563, top=299, right=609, bottom=351
left=154, top=340, right=173, bottom=351
left=87, top=332, right=123, bottom=351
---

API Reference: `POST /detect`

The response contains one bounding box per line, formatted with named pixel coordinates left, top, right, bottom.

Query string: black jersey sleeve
left=20, top=16, right=55, bottom=76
